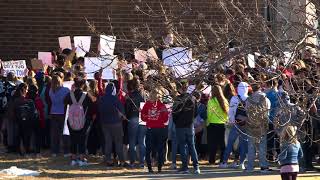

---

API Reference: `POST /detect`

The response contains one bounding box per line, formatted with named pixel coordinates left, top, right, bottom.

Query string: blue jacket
left=98, top=83, right=125, bottom=125
left=278, top=142, right=303, bottom=166
left=265, top=89, right=279, bottom=123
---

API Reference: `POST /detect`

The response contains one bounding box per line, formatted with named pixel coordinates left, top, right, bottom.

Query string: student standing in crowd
left=98, top=82, right=127, bottom=167
left=207, top=85, right=229, bottom=165
left=65, top=78, right=94, bottom=166
left=125, top=78, right=147, bottom=168
left=141, top=88, right=169, bottom=173
left=245, top=83, right=271, bottom=172
left=173, top=80, right=200, bottom=174
left=278, top=125, right=303, bottom=180
left=220, top=82, right=249, bottom=169
left=49, top=73, right=70, bottom=157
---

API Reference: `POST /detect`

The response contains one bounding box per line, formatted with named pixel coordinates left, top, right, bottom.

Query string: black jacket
left=125, top=90, right=146, bottom=119
left=172, top=93, right=197, bottom=128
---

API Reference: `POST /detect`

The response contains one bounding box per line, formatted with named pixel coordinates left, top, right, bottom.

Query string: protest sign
left=163, top=47, right=198, bottom=78
left=147, top=48, right=158, bottom=61
left=84, top=56, right=117, bottom=80
left=100, top=35, right=116, bottom=56
left=1, top=60, right=27, bottom=77
left=247, top=54, right=255, bottom=68
left=284, top=51, right=293, bottom=65
left=74, top=36, right=91, bottom=57
left=58, top=36, right=72, bottom=50
left=134, top=49, right=148, bottom=62
left=38, top=52, right=52, bottom=66
left=31, top=59, right=44, bottom=70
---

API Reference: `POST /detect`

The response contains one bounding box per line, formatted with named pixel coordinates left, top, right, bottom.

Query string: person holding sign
left=141, top=88, right=169, bottom=173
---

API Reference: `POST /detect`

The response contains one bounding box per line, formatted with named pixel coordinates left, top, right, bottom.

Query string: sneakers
left=178, top=168, right=189, bottom=174
left=71, top=160, right=78, bottom=166
left=170, top=163, right=177, bottom=170
left=194, top=168, right=201, bottom=174
left=260, top=167, right=273, bottom=173
left=138, top=164, right=145, bottom=169
left=219, top=162, right=228, bottom=168
left=78, top=160, right=88, bottom=167
left=230, top=162, right=239, bottom=168
left=239, top=163, right=246, bottom=170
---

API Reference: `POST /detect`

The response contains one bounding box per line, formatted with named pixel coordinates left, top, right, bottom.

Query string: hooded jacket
left=245, top=90, right=271, bottom=137
left=98, top=83, right=125, bottom=125
left=228, top=82, right=249, bottom=123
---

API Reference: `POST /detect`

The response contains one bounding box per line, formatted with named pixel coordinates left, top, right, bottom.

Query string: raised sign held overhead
left=162, top=47, right=198, bottom=78
left=100, top=35, right=116, bottom=56
left=1, top=60, right=27, bottom=77
left=74, top=36, right=91, bottom=57
left=84, top=56, right=118, bottom=80
left=58, top=36, right=72, bottom=50
left=38, top=52, right=53, bottom=66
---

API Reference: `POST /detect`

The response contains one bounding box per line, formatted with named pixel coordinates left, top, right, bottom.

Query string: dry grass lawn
left=0, top=152, right=319, bottom=180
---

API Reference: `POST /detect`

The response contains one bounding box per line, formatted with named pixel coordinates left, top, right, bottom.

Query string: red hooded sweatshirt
left=141, top=100, right=169, bottom=128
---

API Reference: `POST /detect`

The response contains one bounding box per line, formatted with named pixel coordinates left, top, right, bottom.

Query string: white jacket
left=228, top=82, right=249, bottom=123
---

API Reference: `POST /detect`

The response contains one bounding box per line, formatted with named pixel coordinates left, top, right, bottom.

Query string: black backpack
left=235, top=95, right=248, bottom=126
left=15, top=99, right=37, bottom=122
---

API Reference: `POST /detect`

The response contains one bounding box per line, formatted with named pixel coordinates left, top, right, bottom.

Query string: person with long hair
left=65, top=78, right=94, bottom=166
left=49, top=73, right=70, bottom=156
left=220, top=82, right=249, bottom=169
left=278, top=125, right=303, bottom=180
left=86, top=79, right=104, bottom=155
left=7, top=83, right=37, bottom=155
left=125, top=77, right=147, bottom=168
left=141, top=88, right=169, bottom=173
left=207, top=85, right=229, bottom=165
left=26, top=77, right=45, bottom=156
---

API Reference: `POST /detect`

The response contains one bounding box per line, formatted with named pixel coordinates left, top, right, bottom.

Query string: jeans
left=222, top=125, right=248, bottom=164
left=176, top=127, right=199, bottom=170
left=146, top=127, right=168, bottom=168
left=128, top=117, right=147, bottom=164
left=169, top=122, right=177, bottom=164
left=247, top=134, right=269, bottom=171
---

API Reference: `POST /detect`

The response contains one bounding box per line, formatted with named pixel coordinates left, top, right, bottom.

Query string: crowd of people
left=0, top=42, right=319, bottom=180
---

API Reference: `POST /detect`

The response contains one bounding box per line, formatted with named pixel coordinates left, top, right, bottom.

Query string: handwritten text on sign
left=1, top=60, right=27, bottom=77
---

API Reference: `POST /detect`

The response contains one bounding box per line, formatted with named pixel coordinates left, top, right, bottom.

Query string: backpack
left=235, top=95, right=248, bottom=126
left=0, top=81, right=7, bottom=113
left=68, top=92, right=87, bottom=131
left=16, top=99, right=37, bottom=122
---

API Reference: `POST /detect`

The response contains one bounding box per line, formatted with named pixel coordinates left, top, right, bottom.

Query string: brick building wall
left=0, top=0, right=265, bottom=60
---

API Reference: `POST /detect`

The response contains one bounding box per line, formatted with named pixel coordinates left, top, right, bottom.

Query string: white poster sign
left=38, top=52, right=53, bottom=66
left=100, top=35, right=116, bottom=56
left=58, top=36, right=72, bottom=50
left=84, top=56, right=118, bottom=80
left=1, top=60, right=27, bottom=77
left=74, top=36, right=91, bottom=57
left=163, top=47, right=198, bottom=78
left=247, top=54, right=255, bottom=68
